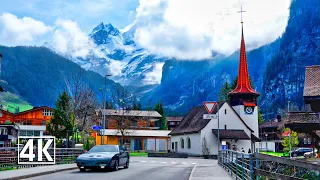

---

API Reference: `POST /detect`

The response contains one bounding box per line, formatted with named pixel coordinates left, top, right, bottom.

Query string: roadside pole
left=289, top=133, right=292, bottom=158
left=217, top=103, right=220, bottom=160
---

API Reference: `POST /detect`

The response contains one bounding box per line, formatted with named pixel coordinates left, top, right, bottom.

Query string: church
left=169, top=18, right=260, bottom=156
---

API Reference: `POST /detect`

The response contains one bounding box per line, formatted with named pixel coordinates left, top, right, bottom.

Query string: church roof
left=169, top=102, right=253, bottom=135
left=229, top=23, right=259, bottom=96
left=169, top=102, right=224, bottom=135
left=212, top=129, right=250, bottom=140
left=304, top=65, right=320, bottom=97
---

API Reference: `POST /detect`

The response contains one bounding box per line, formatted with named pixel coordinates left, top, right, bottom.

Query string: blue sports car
left=76, top=145, right=130, bottom=172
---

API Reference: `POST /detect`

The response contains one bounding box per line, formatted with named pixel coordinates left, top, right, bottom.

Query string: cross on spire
left=237, top=6, right=246, bottom=24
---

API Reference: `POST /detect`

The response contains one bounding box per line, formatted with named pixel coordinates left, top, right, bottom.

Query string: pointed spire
left=229, top=8, right=259, bottom=96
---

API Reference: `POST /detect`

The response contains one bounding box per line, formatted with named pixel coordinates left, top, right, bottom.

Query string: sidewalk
left=189, top=163, right=232, bottom=180
left=0, top=164, right=77, bottom=180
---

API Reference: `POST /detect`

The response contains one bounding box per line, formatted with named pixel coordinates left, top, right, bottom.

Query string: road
left=26, top=157, right=218, bottom=180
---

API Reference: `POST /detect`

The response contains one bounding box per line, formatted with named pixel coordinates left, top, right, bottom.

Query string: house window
left=187, top=137, right=191, bottom=149
left=41, top=120, right=47, bottom=125
left=172, top=142, right=174, bottom=149
left=225, top=109, right=227, bottom=114
left=42, top=108, right=53, bottom=116
left=0, top=112, right=2, bottom=117
left=170, top=122, right=175, bottom=125
left=180, top=138, right=184, bottom=148
left=308, top=138, right=312, bottom=145
left=0, top=128, right=8, bottom=135
left=225, top=125, right=227, bottom=130
left=304, top=138, right=307, bottom=144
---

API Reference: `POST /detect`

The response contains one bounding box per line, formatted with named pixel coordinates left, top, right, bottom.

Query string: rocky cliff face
left=260, top=0, right=320, bottom=117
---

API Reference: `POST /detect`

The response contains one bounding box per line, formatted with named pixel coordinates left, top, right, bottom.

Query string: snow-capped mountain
left=50, top=22, right=168, bottom=87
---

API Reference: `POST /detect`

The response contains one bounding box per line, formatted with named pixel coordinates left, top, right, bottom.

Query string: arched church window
left=187, top=137, right=191, bottom=149
left=180, top=138, right=184, bottom=148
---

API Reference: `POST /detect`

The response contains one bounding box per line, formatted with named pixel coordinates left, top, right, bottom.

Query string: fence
left=218, top=150, right=320, bottom=180
left=0, top=147, right=83, bottom=170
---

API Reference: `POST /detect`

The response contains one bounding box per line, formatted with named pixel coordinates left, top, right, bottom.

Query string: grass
left=260, top=151, right=289, bottom=157
left=0, top=92, right=33, bottom=113
left=130, top=152, right=148, bottom=157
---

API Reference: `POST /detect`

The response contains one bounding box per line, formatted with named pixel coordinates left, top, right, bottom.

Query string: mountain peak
left=90, top=22, right=120, bottom=37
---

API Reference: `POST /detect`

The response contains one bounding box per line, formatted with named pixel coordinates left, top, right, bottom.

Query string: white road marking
left=181, top=162, right=187, bottom=165
left=141, top=161, right=147, bottom=163
left=171, top=161, right=177, bottom=164
left=192, top=163, right=197, bottom=165
left=161, top=162, right=167, bottom=163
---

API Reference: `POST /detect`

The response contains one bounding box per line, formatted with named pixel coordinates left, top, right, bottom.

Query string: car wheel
left=124, top=159, right=129, bottom=169
left=293, top=153, right=297, bottom=157
left=113, top=160, right=119, bottom=171
left=79, top=168, right=86, bottom=172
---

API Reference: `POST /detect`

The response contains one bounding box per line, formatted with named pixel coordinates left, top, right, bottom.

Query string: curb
left=188, top=164, right=197, bottom=180
left=1, top=166, right=78, bottom=180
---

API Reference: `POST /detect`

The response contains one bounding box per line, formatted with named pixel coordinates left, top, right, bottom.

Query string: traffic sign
left=92, top=125, right=102, bottom=131
left=203, top=102, right=217, bottom=114
left=222, top=145, right=228, bottom=150
left=203, top=114, right=217, bottom=119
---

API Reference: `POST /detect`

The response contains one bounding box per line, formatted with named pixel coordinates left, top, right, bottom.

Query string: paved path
left=0, top=157, right=232, bottom=180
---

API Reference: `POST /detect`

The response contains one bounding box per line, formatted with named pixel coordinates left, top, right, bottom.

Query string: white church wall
left=236, top=105, right=259, bottom=137
left=170, top=133, right=201, bottom=155
left=200, top=103, right=253, bottom=155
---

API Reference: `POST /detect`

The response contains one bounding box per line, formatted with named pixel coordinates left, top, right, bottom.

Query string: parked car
left=76, top=145, right=130, bottom=172
left=290, top=148, right=312, bottom=157
left=303, top=149, right=318, bottom=158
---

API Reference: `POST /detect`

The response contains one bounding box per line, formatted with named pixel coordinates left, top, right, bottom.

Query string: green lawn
left=130, top=152, right=148, bottom=156
left=260, top=151, right=289, bottom=157
left=0, top=92, right=33, bottom=113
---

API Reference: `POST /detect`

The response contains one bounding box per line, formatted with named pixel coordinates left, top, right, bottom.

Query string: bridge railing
left=0, top=147, right=83, bottom=170
left=218, top=150, right=254, bottom=180
left=219, top=150, right=320, bottom=180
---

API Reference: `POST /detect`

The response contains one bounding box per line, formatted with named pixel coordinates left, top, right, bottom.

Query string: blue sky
left=0, top=0, right=138, bottom=32
left=0, top=0, right=291, bottom=60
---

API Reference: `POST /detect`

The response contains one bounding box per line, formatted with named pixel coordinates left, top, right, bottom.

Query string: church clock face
left=245, top=106, right=253, bottom=114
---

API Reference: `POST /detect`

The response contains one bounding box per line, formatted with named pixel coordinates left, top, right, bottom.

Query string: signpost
left=92, top=125, right=102, bottom=131
left=203, top=102, right=220, bottom=158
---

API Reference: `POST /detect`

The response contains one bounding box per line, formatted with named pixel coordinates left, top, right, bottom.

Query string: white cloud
left=0, top=13, right=51, bottom=46
left=108, top=60, right=126, bottom=76
left=143, top=62, right=164, bottom=85
left=134, top=0, right=290, bottom=60
left=52, top=19, right=100, bottom=58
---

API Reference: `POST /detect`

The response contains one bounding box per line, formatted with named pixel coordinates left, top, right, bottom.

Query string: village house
left=169, top=21, right=261, bottom=156
left=258, top=116, right=284, bottom=152
left=167, top=116, right=183, bottom=130
left=0, top=106, right=54, bottom=139
left=0, top=122, right=19, bottom=147
left=94, top=109, right=171, bottom=152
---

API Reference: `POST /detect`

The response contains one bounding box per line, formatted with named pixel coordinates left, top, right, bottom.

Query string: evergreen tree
left=154, top=102, right=168, bottom=130
left=219, top=82, right=232, bottom=101
left=47, top=91, right=73, bottom=139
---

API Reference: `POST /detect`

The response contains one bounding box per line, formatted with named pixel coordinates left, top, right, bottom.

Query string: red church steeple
left=229, top=8, right=259, bottom=106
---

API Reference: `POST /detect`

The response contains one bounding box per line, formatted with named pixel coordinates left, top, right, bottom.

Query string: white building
left=169, top=21, right=261, bottom=156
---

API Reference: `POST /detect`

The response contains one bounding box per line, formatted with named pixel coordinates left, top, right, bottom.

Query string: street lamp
left=265, top=133, right=268, bottom=151
left=101, top=74, right=112, bottom=145
left=0, top=54, right=3, bottom=79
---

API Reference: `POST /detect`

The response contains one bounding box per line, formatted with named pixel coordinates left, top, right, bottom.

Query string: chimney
left=276, top=115, right=281, bottom=122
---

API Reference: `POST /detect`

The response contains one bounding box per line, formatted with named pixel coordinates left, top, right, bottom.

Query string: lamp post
left=0, top=54, right=2, bottom=79
left=265, top=133, right=268, bottom=151
left=101, top=74, right=112, bottom=145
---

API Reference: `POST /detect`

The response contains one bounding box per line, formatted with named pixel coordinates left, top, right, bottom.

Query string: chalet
left=258, top=116, right=284, bottom=152
left=304, top=65, right=320, bottom=112
left=94, top=109, right=171, bottom=152
left=0, top=122, right=19, bottom=147
left=167, top=116, right=183, bottom=130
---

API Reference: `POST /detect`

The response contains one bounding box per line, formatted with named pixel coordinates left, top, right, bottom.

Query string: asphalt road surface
left=26, top=157, right=216, bottom=180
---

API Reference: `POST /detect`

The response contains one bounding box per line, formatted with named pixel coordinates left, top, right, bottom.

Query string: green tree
left=154, top=102, right=168, bottom=130
left=219, top=82, right=232, bottom=101
left=258, top=107, right=264, bottom=124
left=282, top=128, right=299, bottom=152
left=47, top=91, right=73, bottom=139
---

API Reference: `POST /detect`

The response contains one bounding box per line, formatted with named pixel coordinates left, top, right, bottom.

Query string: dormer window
left=42, top=108, right=53, bottom=116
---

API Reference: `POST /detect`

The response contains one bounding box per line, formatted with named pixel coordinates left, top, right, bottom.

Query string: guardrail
left=218, top=150, right=320, bottom=180
left=0, top=147, right=83, bottom=170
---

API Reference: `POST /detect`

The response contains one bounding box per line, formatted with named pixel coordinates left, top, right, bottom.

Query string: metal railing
left=218, top=150, right=254, bottom=180
left=0, top=147, right=83, bottom=170
left=219, top=150, right=320, bottom=180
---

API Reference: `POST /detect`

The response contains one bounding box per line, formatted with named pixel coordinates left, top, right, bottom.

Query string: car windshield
left=88, top=145, right=119, bottom=153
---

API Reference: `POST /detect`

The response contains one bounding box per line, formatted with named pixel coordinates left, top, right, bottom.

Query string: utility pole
left=102, top=74, right=112, bottom=145
left=0, top=54, right=2, bottom=79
